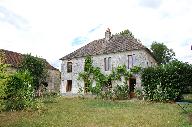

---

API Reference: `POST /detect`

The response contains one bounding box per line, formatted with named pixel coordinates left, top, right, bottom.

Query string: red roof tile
left=0, top=49, right=58, bottom=70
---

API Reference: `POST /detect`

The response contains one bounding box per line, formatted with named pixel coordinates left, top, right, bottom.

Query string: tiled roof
left=0, top=49, right=58, bottom=71
left=60, top=34, right=148, bottom=60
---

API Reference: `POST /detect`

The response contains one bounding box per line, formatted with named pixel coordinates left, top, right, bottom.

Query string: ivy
left=78, top=56, right=141, bottom=99
left=18, top=54, right=48, bottom=91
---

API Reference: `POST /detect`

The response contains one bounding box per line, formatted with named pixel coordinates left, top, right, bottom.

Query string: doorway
left=84, top=82, right=90, bottom=93
left=129, top=78, right=136, bottom=98
left=66, top=80, right=72, bottom=92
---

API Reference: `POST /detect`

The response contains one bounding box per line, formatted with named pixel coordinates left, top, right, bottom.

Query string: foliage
left=0, top=51, right=9, bottom=111
left=18, top=54, right=48, bottom=90
left=0, top=52, right=49, bottom=111
left=150, top=41, right=175, bottom=64
left=113, top=83, right=129, bottom=100
left=78, top=56, right=141, bottom=100
left=135, top=87, right=143, bottom=100
left=115, top=29, right=134, bottom=38
left=78, top=56, right=109, bottom=96
left=5, top=71, right=35, bottom=111
left=141, top=60, right=192, bottom=101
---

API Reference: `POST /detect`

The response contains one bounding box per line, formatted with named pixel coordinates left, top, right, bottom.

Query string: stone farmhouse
left=60, top=29, right=157, bottom=95
left=0, top=49, right=60, bottom=92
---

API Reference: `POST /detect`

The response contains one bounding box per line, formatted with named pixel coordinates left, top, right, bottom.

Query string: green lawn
left=0, top=97, right=191, bottom=127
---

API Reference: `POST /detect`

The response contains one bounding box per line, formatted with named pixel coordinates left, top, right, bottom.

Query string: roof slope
left=0, top=49, right=58, bottom=71
left=60, top=34, right=147, bottom=60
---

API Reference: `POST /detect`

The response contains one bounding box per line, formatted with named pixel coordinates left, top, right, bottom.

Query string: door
left=66, top=80, right=72, bottom=92
left=129, top=78, right=136, bottom=98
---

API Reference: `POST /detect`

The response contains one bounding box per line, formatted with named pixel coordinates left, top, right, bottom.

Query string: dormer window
left=67, top=62, right=72, bottom=73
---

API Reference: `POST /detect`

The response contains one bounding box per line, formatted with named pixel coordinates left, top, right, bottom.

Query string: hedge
left=141, top=60, right=192, bottom=101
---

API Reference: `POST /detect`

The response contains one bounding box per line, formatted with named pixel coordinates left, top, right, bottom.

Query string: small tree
left=150, top=42, right=175, bottom=64
left=18, top=54, right=48, bottom=95
left=116, top=29, right=134, bottom=38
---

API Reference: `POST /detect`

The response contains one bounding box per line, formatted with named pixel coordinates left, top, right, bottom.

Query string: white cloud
left=0, top=0, right=192, bottom=70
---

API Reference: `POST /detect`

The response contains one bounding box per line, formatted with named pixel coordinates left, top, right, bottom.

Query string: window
left=104, top=57, right=111, bottom=71
left=128, top=55, right=133, bottom=69
left=132, top=54, right=136, bottom=65
left=108, top=57, right=111, bottom=70
left=104, top=58, right=107, bottom=71
left=66, top=80, right=72, bottom=92
left=67, top=62, right=72, bottom=73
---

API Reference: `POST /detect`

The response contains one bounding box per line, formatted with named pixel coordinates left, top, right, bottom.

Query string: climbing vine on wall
left=78, top=56, right=141, bottom=99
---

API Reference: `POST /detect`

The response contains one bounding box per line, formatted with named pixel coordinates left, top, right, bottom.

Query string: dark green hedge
left=141, top=60, right=192, bottom=101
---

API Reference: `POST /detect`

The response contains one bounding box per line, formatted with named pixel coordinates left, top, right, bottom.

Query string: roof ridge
left=60, top=33, right=147, bottom=60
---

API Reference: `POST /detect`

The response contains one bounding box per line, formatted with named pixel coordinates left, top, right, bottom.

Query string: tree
left=116, top=29, right=134, bottom=38
left=150, top=42, right=175, bottom=64
left=18, top=54, right=48, bottom=91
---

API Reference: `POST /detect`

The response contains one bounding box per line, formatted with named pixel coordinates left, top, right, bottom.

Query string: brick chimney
left=105, top=28, right=111, bottom=41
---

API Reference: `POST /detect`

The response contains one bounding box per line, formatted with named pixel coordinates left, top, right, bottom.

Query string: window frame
left=67, top=62, right=72, bottom=73
left=128, top=55, right=133, bottom=69
left=104, top=57, right=112, bottom=71
left=108, top=57, right=111, bottom=71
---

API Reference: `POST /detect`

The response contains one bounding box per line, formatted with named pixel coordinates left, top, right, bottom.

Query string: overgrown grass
left=0, top=97, right=191, bottom=127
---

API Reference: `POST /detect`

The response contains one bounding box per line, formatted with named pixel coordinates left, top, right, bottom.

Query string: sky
left=0, top=0, right=192, bottom=69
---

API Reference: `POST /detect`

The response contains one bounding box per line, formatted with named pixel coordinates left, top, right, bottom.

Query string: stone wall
left=6, top=67, right=60, bottom=92
left=61, top=49, right=157, bottom=94
left=47, top=69, right=61, bottom=92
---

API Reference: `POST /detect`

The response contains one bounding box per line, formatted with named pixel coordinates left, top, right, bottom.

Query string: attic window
left=67, top=62, right=72, bottom=73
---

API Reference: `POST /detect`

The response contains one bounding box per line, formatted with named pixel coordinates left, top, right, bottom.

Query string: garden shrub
left=0, top=51, right=9, bottom=111
left=113, top=83, right=129, bottom=100
left=0, top=66, right=8, bottom=111
left=100, top=90, right=113, bottom=100
left=5, top=71, right=35, bottom=111
left=135, top=87, right=143, bottom=100
left=141, top=60, right=192, bottom=101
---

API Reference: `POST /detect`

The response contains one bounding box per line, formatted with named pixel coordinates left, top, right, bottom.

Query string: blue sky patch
left=71, top=36, right=88, bottom=46
left=88, top=24, right=102, bottom=33
left=138, top=0, right=162, bottom=9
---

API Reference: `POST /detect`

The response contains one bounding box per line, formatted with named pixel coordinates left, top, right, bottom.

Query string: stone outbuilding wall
left=47, top=69, right=61, bottom=92
left=7, top=67, right=60, bottom=93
